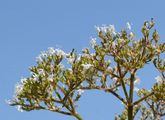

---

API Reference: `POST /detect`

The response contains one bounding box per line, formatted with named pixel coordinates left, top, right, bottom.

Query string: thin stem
left=133, top=92, right=154, bottom=106
left=117, top=63, right=129, bottom=101
left=80, top=86, right=127, bottom=105
left=128, top=73, right=135, bottom=120
left=73, top=113, right=83, bottom=120
left=129, top=73, right=134, bottom=103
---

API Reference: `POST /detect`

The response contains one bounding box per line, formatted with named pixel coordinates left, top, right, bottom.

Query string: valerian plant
left=9, top=19, right=165, bottom=120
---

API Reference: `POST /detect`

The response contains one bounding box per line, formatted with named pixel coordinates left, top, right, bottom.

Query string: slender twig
left=56, top=84, right=75, bottom=112
left=117, top=63, right=129, bottom=101
left=133, top=92, right=154, bottom=106
left=80, top=86, right=127, bottom=105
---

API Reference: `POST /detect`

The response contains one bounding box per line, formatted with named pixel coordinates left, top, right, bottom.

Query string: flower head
left=155, top=76, right=162, bottom=84
left=126, top=22, right=131, bottom=30
left=77, top=89, right=84, bottom=95
left=38, top=69, right=45, bottom=76
left=107, top=25, right=116, bottom=35
left=59, top=63, right=64, bottom=70
left=48, top=74, right=54, bottom=82
left=82, top=63, right=93, bottom=70
left=90, top=38, right=97, bottom=48
left=36, top=51, right=47, bottom=62
left=47, top=47, right=56, bottom=56
left=129, top=32, right=134, bottom=39
left=95, top=26, right=101, bottom=33
left=134, top=87, right=139, bottom=92
left=17, top=105, right=23, bottom=112
left=67, top=56, right=75, bottom=64
left=134, top=76, right=140, bottom=84
left=95, top=24, right=116, bottom=35
left=54, top=48, right=65, bottom=57
left=15, top=83, right=24, bottom=96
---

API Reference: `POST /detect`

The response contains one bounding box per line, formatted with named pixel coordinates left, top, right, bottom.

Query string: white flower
left=129, top=32, right=134, bottom=39
left=155, top=76, right=162, bottom=84
left=17, top=105, right=23, bottom=112
left=112, top=77, right=118, bottom=81
left=134, top=76, right=140, bottom=84
left=82, top=63, right=93, bottom=70
left=82, top=53, right=90, bottom=58
left=15, top=83, right=23, bottom=95
left=38, top=69, right=45, bottom=76
left=90, top=53, right=95, bottom=56
left=36, top=51, right=47, bottom=62
left=95, top=25, right=116, bottom=35
left=77, top=89, right=84, bottom=95
left=152, top=45, right=156, bottom=49
left=55, top=48, right=65, bottom=57
left=118, top=38, right=125, bottom=43
left=107, top=25, right=116, bottom=35
left=101, top=25, right=107, bottom=33
left=59, top=63, right=64, bottom=70
left=32, top=73, right=39, bottom=81
left=95, top=26, right=101, bottom=33
left=48, top=74, right=54, bottom=82
left=90, top=38, right=97, bottom=48
left=20, top=78, right=27, bottom=84
left=47, top=47, right=56, bottom=56
left=67, top=57, right=75, bottom=64
left=68, top=68, right=72, bottom=71
left=134, top=87, right=139, bottom=92
left=77, top=55, right=81, bottom=61
left=126, top=22, right=131, bottom=30
left=111, top=42, right=116, bottom=48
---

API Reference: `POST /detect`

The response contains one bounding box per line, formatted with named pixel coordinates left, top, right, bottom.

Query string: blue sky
left=0, top=0, right=165, bottom=120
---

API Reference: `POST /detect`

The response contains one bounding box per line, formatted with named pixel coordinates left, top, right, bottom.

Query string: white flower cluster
left=54, top=48, right=66, bottom=57
left=59, top=63, right=64, bottom=70
left=155, top=76, right=163, bottom=84
left=95, top=24, right=116, bottom=35
left=126, top=22, right=131, bottom=30
left=17, top=105, right=23, bottom=112
left=134, top=76, right=140, bottom=85
left=82, top=63, right=93, bottom=70
left=67, top=56, right=75, bottom=64
left=36, top=51, right=48, bottom=62
left=134, top=87, right=139, bottom=92
left=15, top=78, right=27, bottom=96
left=38, top=69, right=45, bottom=76
left=90, top=37, right=97, bottom=48
left=32, top=73, right=39, bottom=81
left=77, top=89, right=84, bottom=95
left=36, top=47, right=66, bottom=63
left=48, top=74, right=54, bottom=82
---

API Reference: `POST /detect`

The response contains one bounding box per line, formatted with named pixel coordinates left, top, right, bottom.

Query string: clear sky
left=0, top=0, right=165, bottom=120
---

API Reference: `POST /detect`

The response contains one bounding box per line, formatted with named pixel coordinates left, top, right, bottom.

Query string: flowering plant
left=9, top=19, right=165, bottom=120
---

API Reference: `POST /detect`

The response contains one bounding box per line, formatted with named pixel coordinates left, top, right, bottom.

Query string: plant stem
left=133, top=92, right=154, bottom=106
left=73, top=113, right=83, bottom=120
left=128, top=73, right=135, bottom=120
left=117, top=63, right=129, bottom=101
left=128, top=104, right=133, bottom=120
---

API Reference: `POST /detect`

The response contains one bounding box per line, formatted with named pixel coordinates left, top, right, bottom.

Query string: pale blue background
left=0, top=0, right=165, bottom=120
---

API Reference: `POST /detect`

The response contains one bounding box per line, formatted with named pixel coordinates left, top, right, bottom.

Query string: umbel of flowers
left=9, top=19, right=165, bottom=120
